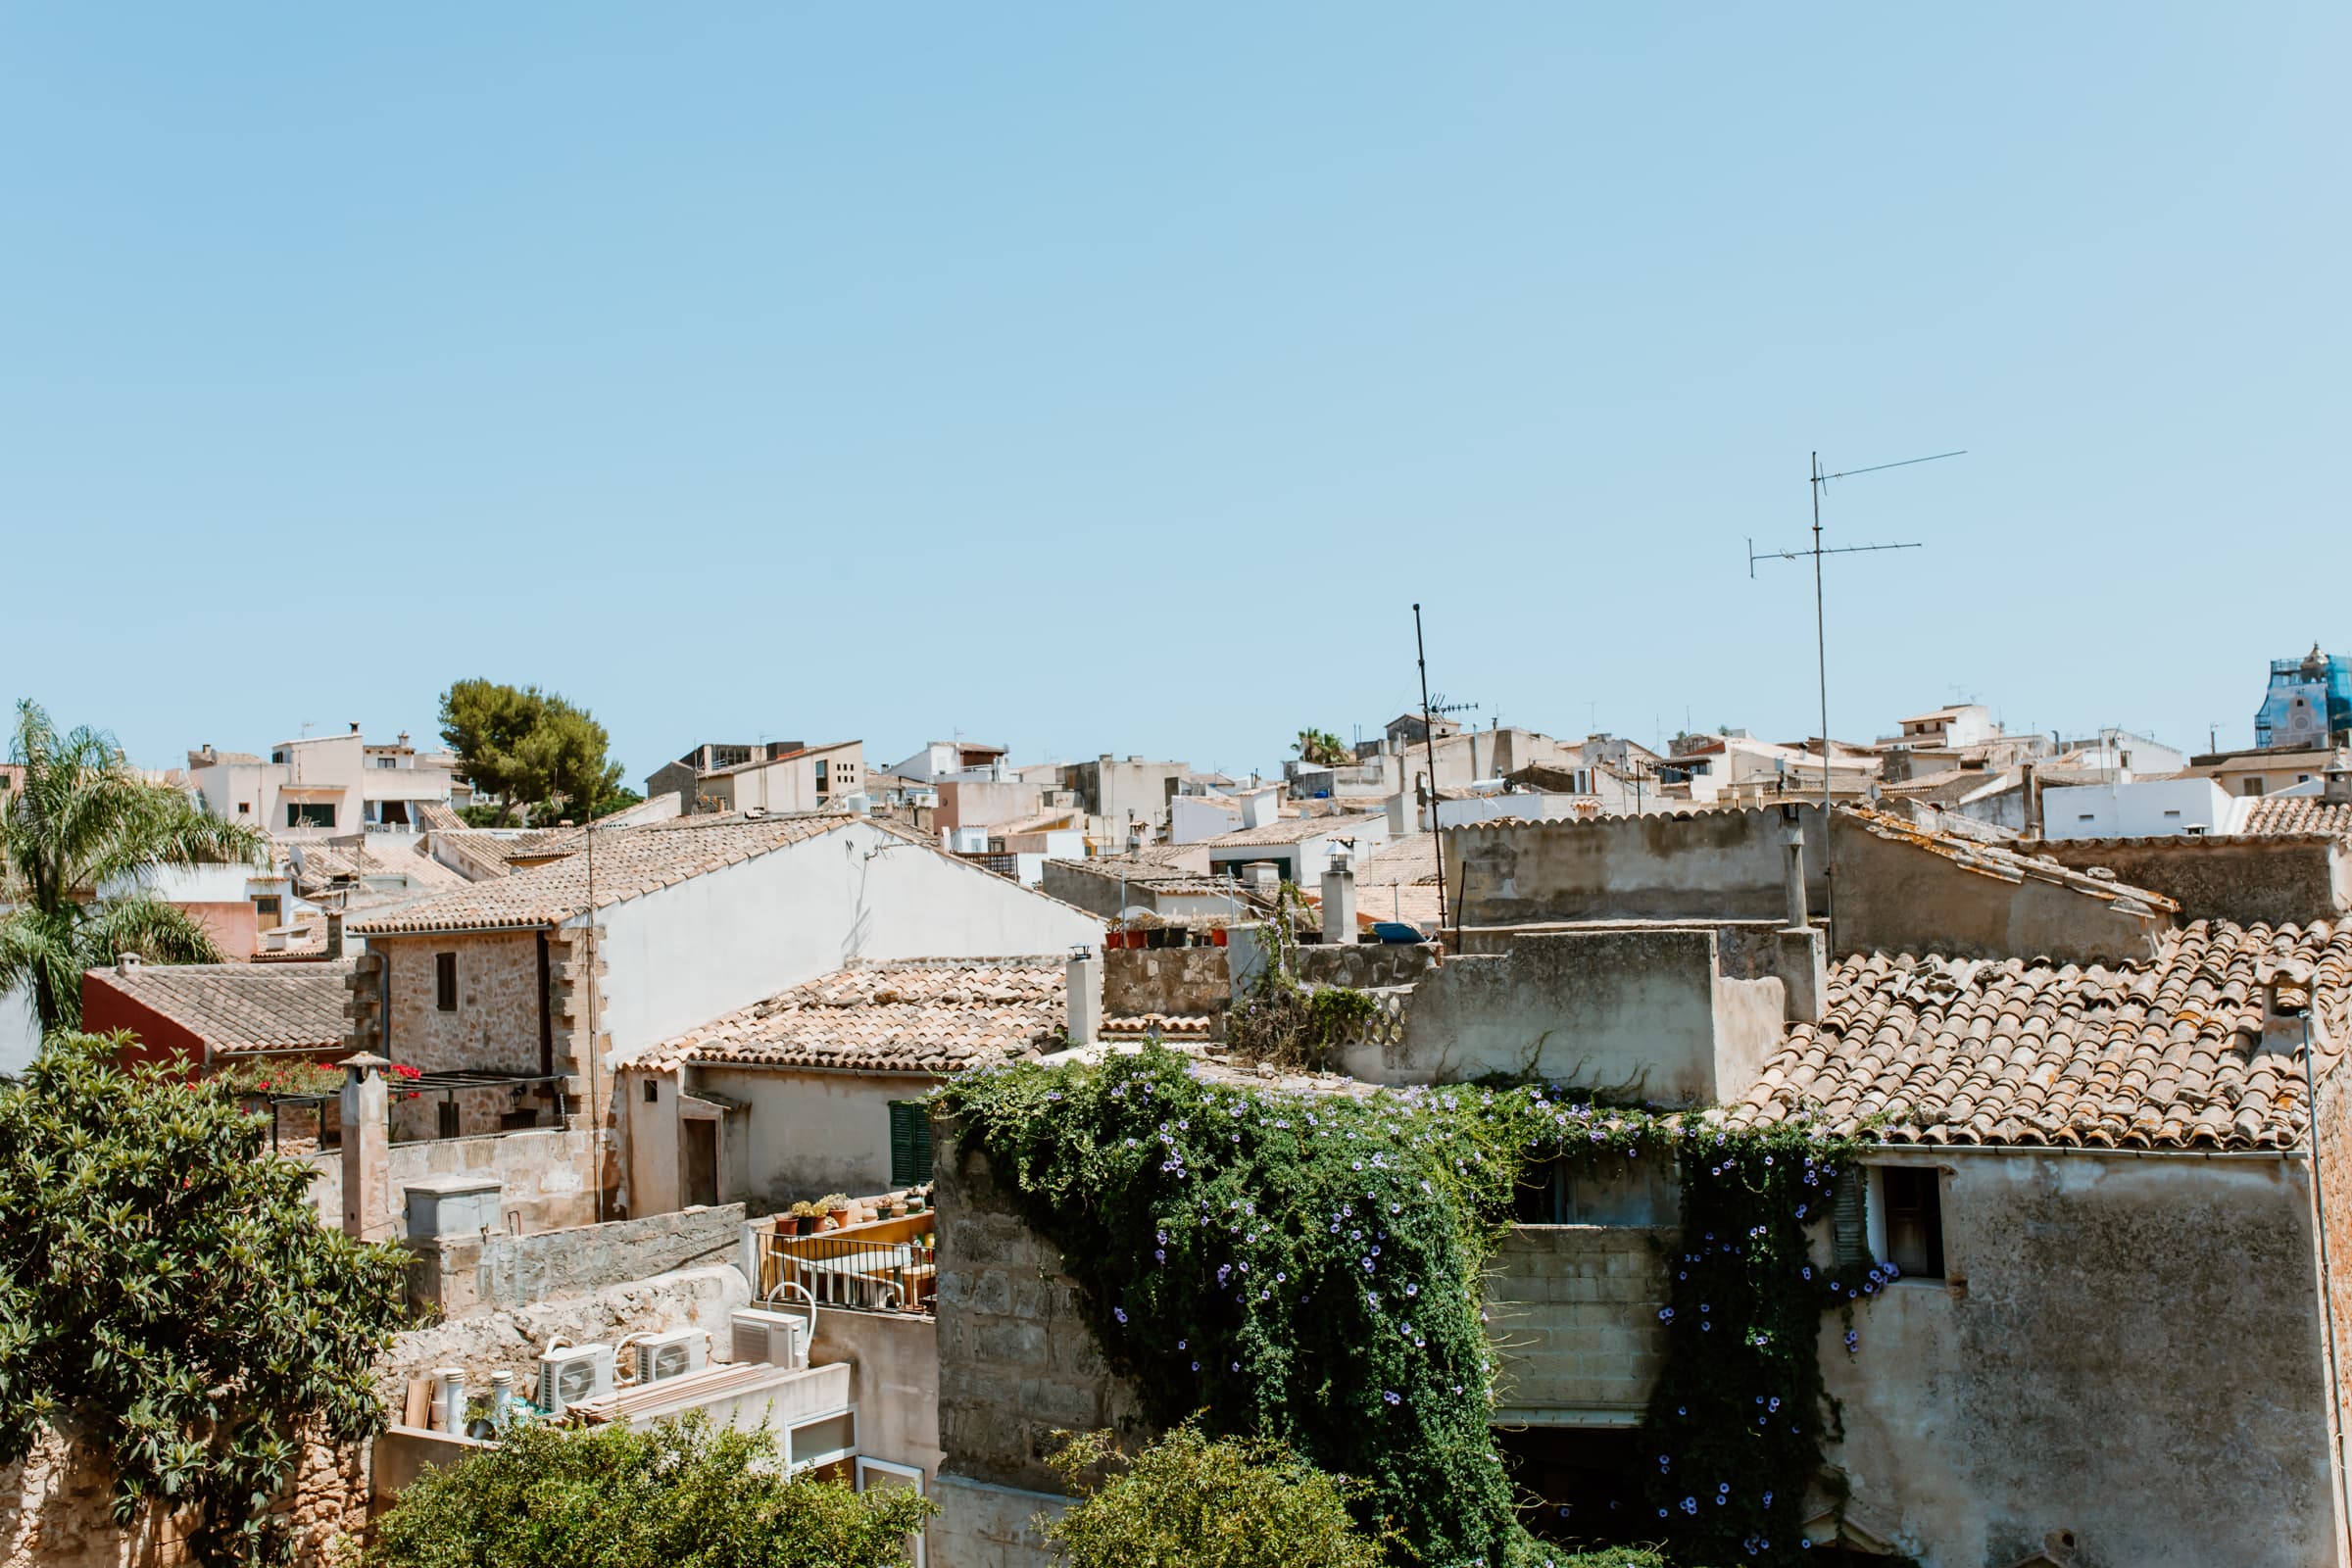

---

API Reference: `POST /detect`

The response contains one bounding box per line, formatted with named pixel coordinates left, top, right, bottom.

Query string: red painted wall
left=80, top=972, right=207, bottom=1073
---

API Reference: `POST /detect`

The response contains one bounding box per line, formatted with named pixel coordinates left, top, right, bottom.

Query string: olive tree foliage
left=0, top=699, right=271, bottom=1031
left=0, top=1035, right=409, bottom=1566
left=1042, top=1424, right=1390, bottom=1568
left=437, top=679, right=638, bottom=826
left=365, top=1413, right=935, bottom=1568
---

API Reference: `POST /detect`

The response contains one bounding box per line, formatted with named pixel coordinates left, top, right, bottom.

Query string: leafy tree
left=0, top=700, right=271, bottom=1032
left=1293, top=728, right=1351, bottom=767
left=1043, top=1423, right=1390, bottom=1568
left=366, top=1412, right=935, bottom=1568
left=437, top=679, right=638, bottom=826
left=0, top=1034, right=409, bottom=1566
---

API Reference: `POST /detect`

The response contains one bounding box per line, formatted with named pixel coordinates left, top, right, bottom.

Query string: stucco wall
left=1819, top=1151, right=2337, bottom=1566
left=1343, top=929, right=1779, bottom=1103
left=2034, top=834, right=2352, bottom=927
left=1447, top=807, right=1827, bottom=926
left=810, top=1309, right=943, bottom=1486
left=2309, top=1055, right=2352, bottom=1534
left=1833, top=818, right=2170, bottom=965
left=686, top=1065, right=938, bottom=1207
left=1487, top=1225, right=1673, bottom=1425
left=590, top=818, right=1102, bottom=1062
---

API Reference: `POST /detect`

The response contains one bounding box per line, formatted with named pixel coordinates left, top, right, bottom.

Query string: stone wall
left=932, top=1122, right=1143, bottom=1563
left=1486, top=1225, right=1673, bottom=1424
left=383, top=1262, right=752, bottom=1396
left=1446, top=807, right=1827, bottom=926
left=2034, top=834, right=2352, bottom=927
left=306, top=1125, right=611, bottom=1236
left=929, top=1473, right=1067, bottom=1568
left=1103, top=946, right=1228, bottom=1018
left=407, top=1202, right=745, bottom=1319
left=1293, top=939, right=1444, bottom=991
left=0, top=1425, right=365, bottom=1568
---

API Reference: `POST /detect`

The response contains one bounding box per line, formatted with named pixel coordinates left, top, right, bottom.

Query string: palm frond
left=78, top=897, right=226, bottom=972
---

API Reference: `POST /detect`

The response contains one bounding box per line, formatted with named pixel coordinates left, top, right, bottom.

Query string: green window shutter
left=889, top=1102, right=934, bottom=1188
left=1831, top=1166, right=1869, bottom=1267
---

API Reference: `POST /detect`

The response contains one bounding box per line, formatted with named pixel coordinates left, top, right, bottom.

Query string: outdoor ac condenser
left=535, top=1343, right=615, bottom=1415
left=635, top=1327, right=708, bottom=1386
left=729, top=1307, right=809, bottom=1369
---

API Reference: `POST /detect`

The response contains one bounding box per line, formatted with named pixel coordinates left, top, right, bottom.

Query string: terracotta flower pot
left=888, top=1200, right=908, bottom=1218
left=817, top=1214, right=841, bottom=1232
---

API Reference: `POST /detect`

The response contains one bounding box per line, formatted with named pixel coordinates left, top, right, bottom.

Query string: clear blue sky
left=5, top=7, right=2345, bottom=782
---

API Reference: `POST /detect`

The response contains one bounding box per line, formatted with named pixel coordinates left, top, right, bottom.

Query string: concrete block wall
left=1485, top=1225, right=1673, bottom=1423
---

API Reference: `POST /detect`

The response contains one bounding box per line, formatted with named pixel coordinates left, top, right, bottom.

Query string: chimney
left=397, top=731, right=410, bottom=748
left=339, top=1053, right=394, bottom=1241
left=2021, top=760, right=2042, bottom=837
left=116, top=952, right=142, bottom=976
left=349, top=721, right=361, bottom=735
left=325, top=910, right=344, bottom=960
left=1320, top=852, right=1358, bottom=945
left=2326, top=754, right=2352, bottom=806
left=1065, top=947, right=1103, bottom=1047
left=1778, top=804, right=1810, bottom=931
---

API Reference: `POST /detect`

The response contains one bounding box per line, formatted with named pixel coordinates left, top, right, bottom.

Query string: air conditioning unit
left=535, top=1343, right=614, bottom=1416
left=635, top=1327, right=708, bottom=1385
left=730, top=1307, right=809, bottom=1369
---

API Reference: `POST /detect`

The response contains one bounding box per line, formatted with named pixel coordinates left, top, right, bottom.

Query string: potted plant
left=906, top=1188, right=928, bottom=1213
left=787, top=1200, right=818, bottom=1237
left=815, top=1194, right=851, bottom=1232
left=888, top=1196, right=908, bottom=1218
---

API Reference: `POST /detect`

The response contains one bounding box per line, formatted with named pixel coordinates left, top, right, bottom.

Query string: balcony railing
left=753, top=1212, right=937, bottom=1316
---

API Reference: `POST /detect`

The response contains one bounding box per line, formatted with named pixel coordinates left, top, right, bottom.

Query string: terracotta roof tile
left=1728, top=919, right=2352, bottom=1151
left=352, top=811, right=893, bottom=935
left=2240, top=797, right=2352, bottom=838
left=1200, top=811, right=1385, bottom=849
left=638, top=957, right=1067, bottom=1074
left=89, top=960, right=356, bottom=1056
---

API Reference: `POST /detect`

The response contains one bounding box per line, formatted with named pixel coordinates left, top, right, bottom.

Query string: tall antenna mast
left=1413, top=604, right=1448, bottom=934
left=1751, top=447, right=1963, bottom=948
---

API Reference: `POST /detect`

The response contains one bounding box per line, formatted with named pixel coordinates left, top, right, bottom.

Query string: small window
left=253, top=895, right=282, bottom=925
left=644, top=1080, right=661, bottom=1103
left=237, top=802, right=251, bottom=814
left=1881, top=1166, right=1945, bottom=1279
left=2077, top=813, right=2096, bottom=822
left=434, top=952, right=458, bottom=1011
left=437, top=1101, right=460, bottom=1139
left=888, top=1101, right=934, bottom=1187
left=2243, top=778, right=2267, bottom=797
left=2162, top=809, right=2181, bottom=818
left=286, top=802, right=336, bottom=828
left=2299, top=775, right=2314, bottom=785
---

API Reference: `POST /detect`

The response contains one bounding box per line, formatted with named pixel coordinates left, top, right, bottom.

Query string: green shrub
left=365, top=1413, right=934, bottom=1568
left=1043, top=1422, right=1388, bottom=1568
left=0, top=1033, right=409, bottom=1566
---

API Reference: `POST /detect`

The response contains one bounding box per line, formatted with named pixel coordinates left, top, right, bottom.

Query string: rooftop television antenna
left=1749, top=448, right=1963, bottom=946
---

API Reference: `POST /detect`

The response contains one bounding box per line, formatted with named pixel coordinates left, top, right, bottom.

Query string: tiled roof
left=91, top=960, right=356, bottom=1056
left=638, top=957, right=1065, bottom=1074
left=1730, top=919, right=2352, bottom=1151
left=292, top=837, right=473, bottom=895
left=2240, top=797, right=2352, bottom=839
left=1348, top=832, right=1440, bottom=887
left=1102, top=1012, right=1215, bottom=1039
left=413, top=802, right=466, bottom=833
left=352, top=812, right=880, bottom=935
left=1201, top=812, right=1385, bottom=849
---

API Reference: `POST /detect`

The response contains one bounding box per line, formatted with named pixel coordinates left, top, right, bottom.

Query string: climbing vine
left=938, top=1046, right=1890, bottom=1568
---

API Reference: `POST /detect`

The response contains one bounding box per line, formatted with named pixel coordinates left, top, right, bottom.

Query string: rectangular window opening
left=1881, top=1165, right=1945, bottom=1280
left=434, top=952, right=458, bottom=1012
left=888, top=1101, right=934, bottom=1187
